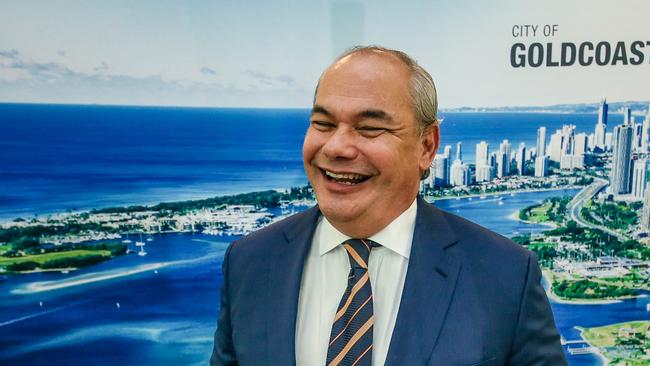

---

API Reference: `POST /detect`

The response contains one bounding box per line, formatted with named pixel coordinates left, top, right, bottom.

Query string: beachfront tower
left=516, top=143, right=526, bottom=176
left=632, top=158, right=649, bottom=200
left=610, top=123, right=633, bottom=195
left=475, top=141, right=493, bottom=182
left=598, top=98, right=608, bottom=126
left=433, top=154, right=449, bottom=187
left=535, top=156, right=548, bottom=177
left=642, top=108, right=650, bottom=152
left=642, top=183, right=650, bottom=232
left=536, top=126, right=547, bottom=157
left=594, top=99, right=608, bottom=151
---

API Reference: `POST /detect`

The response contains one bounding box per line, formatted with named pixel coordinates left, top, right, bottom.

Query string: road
left=566, top=178, right=628, bottom=241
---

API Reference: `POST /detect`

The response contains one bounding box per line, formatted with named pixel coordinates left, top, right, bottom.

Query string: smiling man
left=211, top=46, right=567, bottom=366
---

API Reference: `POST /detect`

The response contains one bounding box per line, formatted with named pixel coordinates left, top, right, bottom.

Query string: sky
left=1, top=0, right=649, bottom=108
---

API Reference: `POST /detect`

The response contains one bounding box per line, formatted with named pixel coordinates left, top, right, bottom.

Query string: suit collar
left=385, top=196, right=462, bottom=365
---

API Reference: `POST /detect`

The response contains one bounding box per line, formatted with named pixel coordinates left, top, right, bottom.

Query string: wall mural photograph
left=2, top=1, right=650, bottom=365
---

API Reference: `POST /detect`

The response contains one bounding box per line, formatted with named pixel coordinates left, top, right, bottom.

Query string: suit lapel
left=265, top=206, right=320, bottom=366
left=385, top=197, right=462, bottom=365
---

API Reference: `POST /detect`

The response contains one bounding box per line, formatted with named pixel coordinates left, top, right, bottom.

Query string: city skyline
left=430, top=99, right=650, bottom=201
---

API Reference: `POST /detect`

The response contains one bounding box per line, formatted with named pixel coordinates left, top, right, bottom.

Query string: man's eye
left=311, top=121, right=335, bottom=131
left=358, top=126, right=386, bottom=136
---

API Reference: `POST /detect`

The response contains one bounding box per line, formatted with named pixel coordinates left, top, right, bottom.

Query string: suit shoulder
left=229, top=206, right=319, bottom=252
left=436, top=206, right=532, bottom=262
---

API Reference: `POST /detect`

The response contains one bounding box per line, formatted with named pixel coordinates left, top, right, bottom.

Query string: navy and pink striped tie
left=326, top=239, right=376, bottom=366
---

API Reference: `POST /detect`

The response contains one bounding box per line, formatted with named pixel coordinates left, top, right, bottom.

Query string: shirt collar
left=318, top=198, right=417, bottom=259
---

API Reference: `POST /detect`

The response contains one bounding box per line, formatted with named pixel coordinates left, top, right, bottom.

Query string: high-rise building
left=574, top=133, right=588, bottom=154
left=610, top=123, right=633, bottom=194
left=594, top=123, right=606, bottom=151
left=633, top=119, right=643, bottom=151
left=475, top=165, right=494, bottom=182
left=642, top=110, right=650, bottom=152
left=594, top=99, right=608, bottom=151
left=496, top=152, right=508, bottom=178
left=450, top=159, right=470, bottom=186
left=475, top=141, right=489, bottom=167
left=548, top=130, right=563, bottom=162
left=516, top=143, right=526, bottom=176
left=598, top=98, right=608, bottom=126
left=444, top=145, right=452, bottom=158
left=632, top=158, right=648, bottom=199
left=497, top=139, right=511, bottom=177
left=623, top=107, right=632, bottom=126
left=642, top=182, right=650, bottom=231
left=605, top=132, right=613, bottom=150
left=535, top=156, right=548, bottom=177
left=475, top=141, right=493, bottom=182
left=536, top=127, right=546, bottom=157
left=433, top=154, right=449, bottom=187
left=559, top=125, right=576, bottom=170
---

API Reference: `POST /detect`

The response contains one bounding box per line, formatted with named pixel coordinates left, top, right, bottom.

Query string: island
left=579, top=321, right=650, bottom=365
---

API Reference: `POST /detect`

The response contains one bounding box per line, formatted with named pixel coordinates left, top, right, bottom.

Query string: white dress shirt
left=295, top=199, right=417, bottom=366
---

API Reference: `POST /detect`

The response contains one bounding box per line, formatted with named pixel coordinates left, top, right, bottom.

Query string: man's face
left=303, top=52, right=437, bottom=237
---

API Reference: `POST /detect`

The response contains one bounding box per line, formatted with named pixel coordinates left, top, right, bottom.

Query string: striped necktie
left=326, top=239, right=376, bottom=366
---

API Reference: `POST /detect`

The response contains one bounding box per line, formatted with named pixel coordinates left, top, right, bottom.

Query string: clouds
left=0, top=49, right=311, bottom=107
left=94, top=62, right=109, bottom=72
left=200, top=67, right=216, bottom=76
left=245, top=70, right=295, bottom=87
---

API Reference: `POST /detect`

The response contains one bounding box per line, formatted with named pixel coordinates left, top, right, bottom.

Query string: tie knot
left=343, top=239, right=376, bottom=269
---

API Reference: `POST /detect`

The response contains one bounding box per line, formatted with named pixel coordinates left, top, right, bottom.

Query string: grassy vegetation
left=581, top=199, right=642, bottom=231
left=552, top=278, right=638, bottom=299
left=581, top=321, right=650, bottom=365
left=519, top=196, right=571, bottom=224
left=0, top=249, right=113, bottom=272
left=522, top=201, right=552, bottom=222
left=0, top=244, right=11, bottom=254
left=0, top=250, right=110, bottom=266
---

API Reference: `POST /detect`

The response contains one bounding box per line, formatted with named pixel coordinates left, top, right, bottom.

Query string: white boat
left=135, top=233, right=145, bottom=247
left=138, top=245, right=147, bottom=257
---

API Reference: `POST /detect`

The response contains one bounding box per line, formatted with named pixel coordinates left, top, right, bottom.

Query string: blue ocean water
left=0, top=103, right=623, bottom=220
left=0, top=104, right=631, bottom=365
left=0, top=191, right=616, bottom=366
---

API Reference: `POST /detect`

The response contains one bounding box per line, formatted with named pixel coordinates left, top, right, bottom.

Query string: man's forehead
left=326, top=51, right=409, bottom=79
left=317, top=53, right=411, bottom=104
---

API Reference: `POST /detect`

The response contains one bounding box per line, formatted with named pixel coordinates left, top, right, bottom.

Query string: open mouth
left=322, top=169, right=371, bottom=185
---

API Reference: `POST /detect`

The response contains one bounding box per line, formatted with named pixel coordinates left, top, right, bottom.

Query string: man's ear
left=419, top=124, right=440, bottom=171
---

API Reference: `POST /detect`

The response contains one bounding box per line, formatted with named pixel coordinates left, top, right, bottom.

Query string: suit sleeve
left=507, top=253, right=568, bottom=366
left=210, top=243, right=239, bottom=366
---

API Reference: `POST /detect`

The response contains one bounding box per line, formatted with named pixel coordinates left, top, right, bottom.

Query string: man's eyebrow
left=357, top=109, right=393, bottom=122
left=311, top=105, right=332, bottom=118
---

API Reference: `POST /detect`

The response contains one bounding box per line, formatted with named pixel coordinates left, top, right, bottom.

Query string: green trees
left=553, top=279, right=638, bottom=299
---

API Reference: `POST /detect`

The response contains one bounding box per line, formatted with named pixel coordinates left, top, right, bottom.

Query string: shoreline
left=427, top=186, right=581, bottom=203
left=573, top=326, right=610, bottom=366
left=542, top=270, right=625, bottom=305
left=506, top=211, right=557, bottom=228
left=10, top=253, right=222, bottom=295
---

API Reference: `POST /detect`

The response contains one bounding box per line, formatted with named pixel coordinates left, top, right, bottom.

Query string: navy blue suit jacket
left=211, top=196, right=567, bottom=365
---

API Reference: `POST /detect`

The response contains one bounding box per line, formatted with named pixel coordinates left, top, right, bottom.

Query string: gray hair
left=314, top=45, right=440, bottom=134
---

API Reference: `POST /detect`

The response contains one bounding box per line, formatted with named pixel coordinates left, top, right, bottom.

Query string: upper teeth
left=325, top=170, right=366, bottom=180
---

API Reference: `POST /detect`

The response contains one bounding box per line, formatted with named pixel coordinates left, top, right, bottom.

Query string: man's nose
left=322, top=128, right=359, bottom=160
